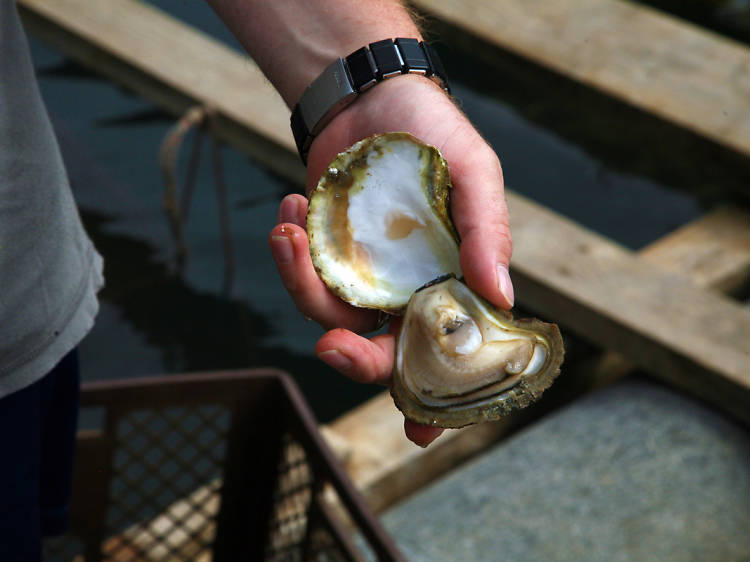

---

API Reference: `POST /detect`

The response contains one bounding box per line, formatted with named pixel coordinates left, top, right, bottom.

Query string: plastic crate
left=44, top=369, right=404, bottom=561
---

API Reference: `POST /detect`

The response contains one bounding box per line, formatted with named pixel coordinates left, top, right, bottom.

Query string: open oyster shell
left=307, top=132, right=564, bottom=428
left=392, top=276, right=564, bottom=428
left=307, top=133, right=461, bottom=313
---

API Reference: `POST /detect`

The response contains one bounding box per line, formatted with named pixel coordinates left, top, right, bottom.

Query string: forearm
left=205, top=0, right=421, bottom=108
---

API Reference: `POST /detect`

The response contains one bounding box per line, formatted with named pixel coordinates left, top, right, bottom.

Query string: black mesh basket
left=44, top=369, right=404, bottom=561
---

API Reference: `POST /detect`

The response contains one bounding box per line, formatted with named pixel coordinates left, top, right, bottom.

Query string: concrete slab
left=382, top=380, right=750, bottom=561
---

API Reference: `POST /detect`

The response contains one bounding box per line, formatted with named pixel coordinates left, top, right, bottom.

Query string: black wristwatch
left=290, top=38, right=450, bottom=164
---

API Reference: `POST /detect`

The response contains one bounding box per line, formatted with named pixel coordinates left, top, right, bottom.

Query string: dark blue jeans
left=0, top=349, right=79, bottom=562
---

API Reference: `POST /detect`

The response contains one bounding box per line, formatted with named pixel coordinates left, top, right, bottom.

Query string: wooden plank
left=508, top=192, right=750, bottom=420
left=641, top=205, right=750, bottom=295
left=323, top=393, right=527, bottom=513
left=413, top=0, right=750, bottom=159
left=18, top=0, right=304, bottom=185
left=106, top=479, right=220, bottom=561
left=325, top=205, right=750, bottom=513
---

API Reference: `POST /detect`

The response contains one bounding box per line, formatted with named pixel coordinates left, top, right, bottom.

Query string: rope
left=159, top=106, right=236, bottom=293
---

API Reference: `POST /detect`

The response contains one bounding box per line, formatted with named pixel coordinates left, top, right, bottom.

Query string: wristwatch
left=290, top=38, right=450, bottom=164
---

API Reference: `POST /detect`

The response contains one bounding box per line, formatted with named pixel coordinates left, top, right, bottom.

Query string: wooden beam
left=641, top=205, right=750, bottom=295
left=18, top=0, right=304, bottom=185
left=325, top=205, right=750, bottom=513
left=413, top=0, right=750, bottom=160
left=508, top=192, right=750, bottom=420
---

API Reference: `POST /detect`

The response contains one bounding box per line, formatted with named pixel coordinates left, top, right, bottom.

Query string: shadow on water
left=79, top=208, right=379, bottom=423
left=636, top=0, right=750, bottom=46
left=94, top=108, right=175, bottom=128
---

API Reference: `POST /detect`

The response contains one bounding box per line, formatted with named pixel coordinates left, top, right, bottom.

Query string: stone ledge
left=383, top=379, right=750, bottom=561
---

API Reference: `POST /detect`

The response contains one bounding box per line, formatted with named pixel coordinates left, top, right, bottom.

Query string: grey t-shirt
left=0, top=0, right=103, bottom=397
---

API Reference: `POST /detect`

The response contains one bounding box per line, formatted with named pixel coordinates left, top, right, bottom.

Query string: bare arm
left=205, top=0, right=514, bottom=447
left=205, top=0, right=421, bottom=107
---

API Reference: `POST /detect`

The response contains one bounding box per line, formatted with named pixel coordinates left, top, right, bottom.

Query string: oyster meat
left=307, top=133, right=461, bottom=313
left=307, top=133, right=564, bottom=428
left=392, top=276, right=563, bottom=428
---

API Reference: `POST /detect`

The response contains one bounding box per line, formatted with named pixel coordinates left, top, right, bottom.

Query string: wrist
left=332, top=73, right=449, bottom=129
left=291, top=39, right=450, bottom=164
left=282, top=30, right=424, bottom=107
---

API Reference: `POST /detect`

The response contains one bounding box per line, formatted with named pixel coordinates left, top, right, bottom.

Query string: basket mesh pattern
left=103, top=405, right=229, bottom=560
left=264, top=433, right=350, bottom=562
left=45, top=404, right=230, bottom=561
left=265, top=433, right=313, bottom=561
left=45, top=409, right=364, bottom=561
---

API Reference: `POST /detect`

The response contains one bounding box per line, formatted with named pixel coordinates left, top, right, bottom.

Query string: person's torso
left=0, top=0, right=103, bottom=395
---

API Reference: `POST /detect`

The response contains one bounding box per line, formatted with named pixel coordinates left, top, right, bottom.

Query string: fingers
left=315, top=329, right=395, bottom=385
left=269, top=220, right=379, bottom=333
left=404, top=420, right=444, bottom=448
left=316, top=327, right=444, bottom=447
left=442, top=137, right=514, bottom=310
left=276, top=193, right=308, bottom=228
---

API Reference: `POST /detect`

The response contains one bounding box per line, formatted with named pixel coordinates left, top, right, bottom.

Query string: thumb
left=448, top=144, right=514, bottom=310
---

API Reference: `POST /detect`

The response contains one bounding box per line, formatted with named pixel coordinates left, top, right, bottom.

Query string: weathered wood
left=106, top=480, right=219, bottom=561
left=508, top=192, right=750, bottom=420
left=325, top=205, right=750, bottom=513
left=23, top=0, right=750, bottom=163
left=413, top=0, right=750, bottom=160
left=18, top=0, right=304, bottom=185
left=324, top=393, right=525, bottom=513
left=641, top=205, right=750, bottom=295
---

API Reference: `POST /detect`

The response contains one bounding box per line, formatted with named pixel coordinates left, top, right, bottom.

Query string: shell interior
left=392, top=277, right=564, bottom=428
left=307, top=133, right=461, bottom=313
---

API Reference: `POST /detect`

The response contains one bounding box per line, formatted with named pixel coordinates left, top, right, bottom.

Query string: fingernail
left=317, top=349, right=353, bottom=372
left=279, top=196, right=298, bottom=225
left=497, top=264, right=515, bottom=308
left=270, top=235, right=294, bottom=265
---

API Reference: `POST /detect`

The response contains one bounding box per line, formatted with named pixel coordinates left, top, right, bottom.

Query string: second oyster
left=392, top=276, right=564, bottom=428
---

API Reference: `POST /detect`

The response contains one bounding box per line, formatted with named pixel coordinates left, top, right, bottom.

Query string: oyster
left=391, top=276, right=564, bottom=428
left=307, top=133, right=461, bottom=313
left=307, top=132, right=564, bottom=428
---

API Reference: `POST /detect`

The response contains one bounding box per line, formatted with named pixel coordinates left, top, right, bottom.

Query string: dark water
left=637, top=0, right=750, bottom=46
left=27, top=1, right=748, bottom=422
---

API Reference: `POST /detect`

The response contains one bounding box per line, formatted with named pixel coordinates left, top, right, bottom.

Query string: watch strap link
left=290, top=38, right=450, bottom=164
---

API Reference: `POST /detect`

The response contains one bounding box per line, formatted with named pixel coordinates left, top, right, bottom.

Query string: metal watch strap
left=290, top=38, right=450, bottom=164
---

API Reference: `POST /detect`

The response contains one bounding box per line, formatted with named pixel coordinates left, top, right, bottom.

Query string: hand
left=269, top=75, right=514, bottom=447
